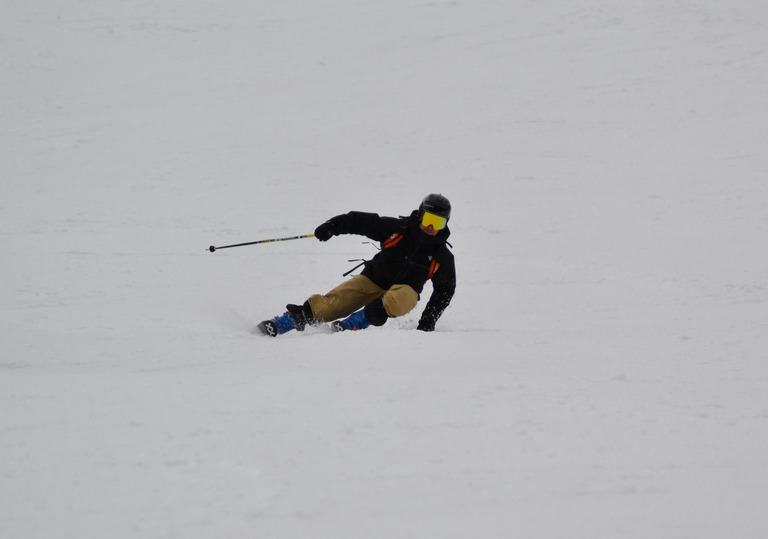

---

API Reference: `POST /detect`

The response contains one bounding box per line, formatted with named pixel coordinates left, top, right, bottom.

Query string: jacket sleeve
left=327, top=211, right=402, bottom=242
left=417, top=250, right=456, bottom=331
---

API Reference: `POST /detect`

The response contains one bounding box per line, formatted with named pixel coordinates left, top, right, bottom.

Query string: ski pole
left=208, top=234, right=315, bottom=252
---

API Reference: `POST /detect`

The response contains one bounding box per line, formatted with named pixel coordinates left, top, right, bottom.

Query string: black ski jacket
left=326, top=210, right=455, bottom=331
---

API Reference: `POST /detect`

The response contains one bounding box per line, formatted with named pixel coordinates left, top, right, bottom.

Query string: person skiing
left=257, top=193, right=456, bottom=336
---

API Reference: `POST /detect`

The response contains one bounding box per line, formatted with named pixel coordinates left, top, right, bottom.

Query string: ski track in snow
left=2, top=1, right=768, bottom=538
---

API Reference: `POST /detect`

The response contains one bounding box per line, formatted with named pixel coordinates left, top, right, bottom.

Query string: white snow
left=2, top=1, right=768, bottom=537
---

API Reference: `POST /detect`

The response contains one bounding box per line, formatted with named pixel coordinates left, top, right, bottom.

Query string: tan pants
left=307, top=275, right=419, bottom=322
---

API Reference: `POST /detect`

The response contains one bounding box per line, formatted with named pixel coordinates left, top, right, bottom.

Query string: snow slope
left=2, top=1, right=768, bottom=537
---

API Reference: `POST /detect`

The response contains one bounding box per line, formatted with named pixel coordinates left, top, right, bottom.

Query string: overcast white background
left=2, top=1, right=767, bottom=537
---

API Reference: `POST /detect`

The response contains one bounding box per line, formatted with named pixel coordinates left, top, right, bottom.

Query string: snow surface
left=2, top=1, right=768, bottom=537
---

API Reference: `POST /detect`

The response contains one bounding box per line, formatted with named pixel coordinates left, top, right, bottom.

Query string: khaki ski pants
left=307, top=275, right=418, bottom=322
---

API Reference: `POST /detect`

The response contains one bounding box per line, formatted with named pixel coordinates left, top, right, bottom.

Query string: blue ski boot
left=257, top=311, right=296, bottom=337
left=331, top=309, right=370, bottom=332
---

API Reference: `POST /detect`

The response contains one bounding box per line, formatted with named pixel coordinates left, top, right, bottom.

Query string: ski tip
left=256, top=320, right=279, bottom=337
left=330, top=321, right=348, bottom=333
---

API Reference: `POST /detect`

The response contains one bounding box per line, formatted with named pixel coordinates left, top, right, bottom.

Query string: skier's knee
left=381, top=285, right=419, bottom=317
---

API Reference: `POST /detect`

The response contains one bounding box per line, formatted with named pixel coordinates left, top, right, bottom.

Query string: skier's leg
left=307, top=275, right=384, bottom=322
left=331, top=285, right=418, bottom=332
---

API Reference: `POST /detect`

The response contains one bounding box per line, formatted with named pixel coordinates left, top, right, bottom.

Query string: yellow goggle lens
left=421, top=211, right=447, bottom=230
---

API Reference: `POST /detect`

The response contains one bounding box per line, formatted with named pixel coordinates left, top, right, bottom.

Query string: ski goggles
left=421, top=211, right=448, bottom=230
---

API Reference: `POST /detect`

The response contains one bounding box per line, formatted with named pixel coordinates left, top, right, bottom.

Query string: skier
left=258, top=194, right=456, bottom=336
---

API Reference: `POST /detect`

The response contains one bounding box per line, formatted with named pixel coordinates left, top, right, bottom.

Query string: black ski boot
left=285, top=301, right=314, bottom=331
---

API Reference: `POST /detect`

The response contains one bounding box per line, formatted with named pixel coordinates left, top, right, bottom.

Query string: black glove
left=314, top=220, right=337, bottom=242
left=417, top=320, right=435, bottom=332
